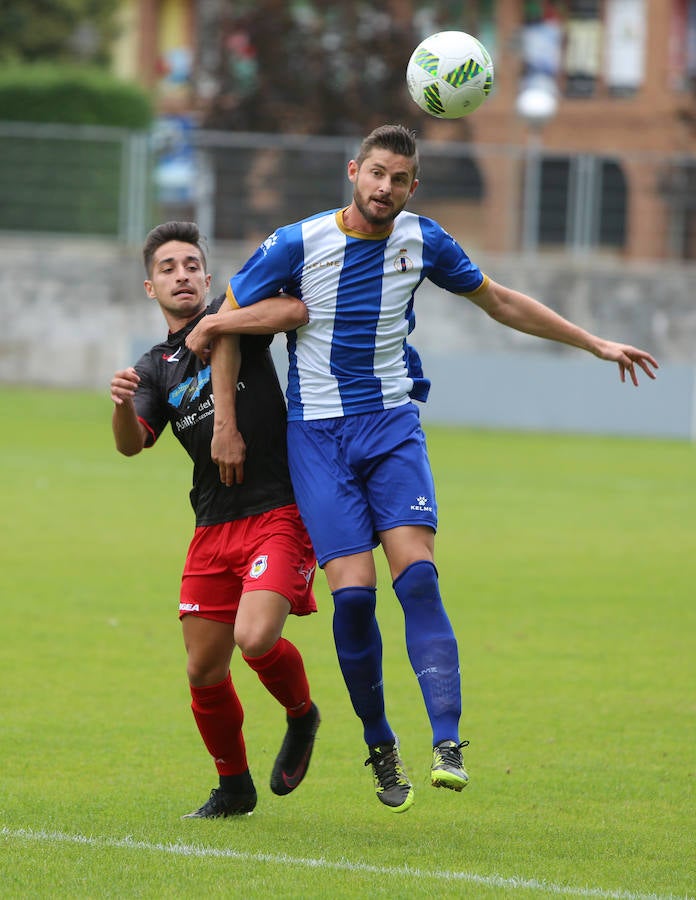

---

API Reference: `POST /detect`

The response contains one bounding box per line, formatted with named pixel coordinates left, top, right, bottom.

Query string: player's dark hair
left=356, top=124, right=419, bottom=178
left=142, top=221, right=208, bottom=276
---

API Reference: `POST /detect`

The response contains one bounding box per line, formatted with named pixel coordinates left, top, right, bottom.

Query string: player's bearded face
left=352, top=152, right=418, bottom=226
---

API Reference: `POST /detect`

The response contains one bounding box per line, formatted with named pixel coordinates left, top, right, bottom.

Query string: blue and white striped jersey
left=227, top=208, right=487, bottom=421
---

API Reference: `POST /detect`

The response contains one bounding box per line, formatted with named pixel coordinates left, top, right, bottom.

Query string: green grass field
left=1, top=387, right=693, bottom=899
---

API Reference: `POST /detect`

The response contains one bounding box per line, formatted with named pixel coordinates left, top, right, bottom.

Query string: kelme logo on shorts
left=250, top=555, right=268, bottom=578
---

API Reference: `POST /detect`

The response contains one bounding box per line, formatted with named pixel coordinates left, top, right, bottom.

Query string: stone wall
left=1, top=234, right=693, bottom=437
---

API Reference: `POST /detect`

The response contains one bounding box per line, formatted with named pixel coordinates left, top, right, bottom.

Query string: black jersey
left=133, top=296, right=295, bottom=526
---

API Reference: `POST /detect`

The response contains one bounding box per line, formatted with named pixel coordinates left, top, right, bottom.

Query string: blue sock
left=332, top=586, right=392, bottom=747
left=393, top=560, right=461, bottom=745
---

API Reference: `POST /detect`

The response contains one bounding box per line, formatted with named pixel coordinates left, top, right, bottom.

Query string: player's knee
left=186, top=657, right=230, bottom=687
left=393, top=559, right=441, bottom=607
left=234, top=623, right=279, bottom=659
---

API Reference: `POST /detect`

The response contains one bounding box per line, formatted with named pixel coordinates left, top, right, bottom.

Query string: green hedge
left=0, top=64, right=153, bottom=128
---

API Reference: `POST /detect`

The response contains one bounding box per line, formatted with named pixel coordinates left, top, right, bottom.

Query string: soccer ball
left=406, top=31, right=494, bottom=119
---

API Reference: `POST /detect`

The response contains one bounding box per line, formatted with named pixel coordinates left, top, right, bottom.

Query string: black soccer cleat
left=364, top=739, right=414, bottom=812
left=182, top=786, right=257, bottom=819
left=270, top=702, right=321, bottom=796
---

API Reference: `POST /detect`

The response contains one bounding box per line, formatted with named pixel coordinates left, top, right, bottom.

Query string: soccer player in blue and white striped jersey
left=187, top=124, right=658, bottom=813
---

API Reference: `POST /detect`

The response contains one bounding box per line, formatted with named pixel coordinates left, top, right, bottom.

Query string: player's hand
left=185, top=320, right=212, bottom=362
left=110, top=367, right=140, bottom=405
left=211, top=422, right=246, bottom=486
left=593, top=341, right=659, bottom=386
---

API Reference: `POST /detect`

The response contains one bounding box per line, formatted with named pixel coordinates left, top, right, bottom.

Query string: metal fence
left=0, top=121, right=149, bottom=243
left=1, top=120, right=694, bottom=261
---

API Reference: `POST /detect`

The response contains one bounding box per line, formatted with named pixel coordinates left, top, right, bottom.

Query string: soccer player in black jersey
left=110, top=221, right=320, bottom=818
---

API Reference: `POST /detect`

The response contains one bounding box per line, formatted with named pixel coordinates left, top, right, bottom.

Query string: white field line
left=1, top=826, right=692, bottom=900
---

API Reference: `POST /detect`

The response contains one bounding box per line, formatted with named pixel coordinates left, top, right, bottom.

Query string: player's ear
left=347, top=159, right=358, bottom=183
left=144, top=279, right=156, bottom=299
left=409, top=177, right=419, bottom=198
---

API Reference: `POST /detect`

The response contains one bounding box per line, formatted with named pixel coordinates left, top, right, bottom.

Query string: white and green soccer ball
left=406, top=30, right=494, bottom=119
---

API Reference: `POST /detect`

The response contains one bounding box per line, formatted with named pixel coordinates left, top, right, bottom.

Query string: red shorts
left=179, top=504, right=317, bottom=624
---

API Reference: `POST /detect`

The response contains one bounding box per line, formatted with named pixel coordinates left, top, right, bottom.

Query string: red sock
left=190, top=672, right=248, bottom=775
left=243, top=638, right=311, bottom=718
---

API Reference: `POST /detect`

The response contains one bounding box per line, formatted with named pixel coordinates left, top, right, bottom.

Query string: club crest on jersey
left=250, top=555, right=268, bottom=578
left=393, top=249, right=414, bottom=272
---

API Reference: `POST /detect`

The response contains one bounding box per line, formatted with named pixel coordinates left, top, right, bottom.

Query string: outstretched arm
left=185, top=295, right=307, bottom=360
left=468, top=279, right=659, bottom=385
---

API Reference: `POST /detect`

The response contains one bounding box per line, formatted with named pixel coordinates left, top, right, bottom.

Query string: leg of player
left=381, top=526, right=470, bottom=792
left=236, top=589, right=320, bottom=796
left=325, top=552, right=414, bottom=814
left=180, top=615, right=258, bottom=818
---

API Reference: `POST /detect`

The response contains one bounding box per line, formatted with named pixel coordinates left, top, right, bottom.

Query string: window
left=536, top=155, right=627, bottom=250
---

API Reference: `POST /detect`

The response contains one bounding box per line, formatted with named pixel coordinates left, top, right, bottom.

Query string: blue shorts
left=287, top=404, right=437, bottom=567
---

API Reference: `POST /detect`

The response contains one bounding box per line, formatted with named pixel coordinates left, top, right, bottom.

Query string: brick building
left=453, top=1, right=696, bottom=261
left=110, top=0, right=696, bottom=260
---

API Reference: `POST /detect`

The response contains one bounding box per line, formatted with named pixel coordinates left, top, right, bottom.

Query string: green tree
left=0, top=0, right=120, bottom=65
